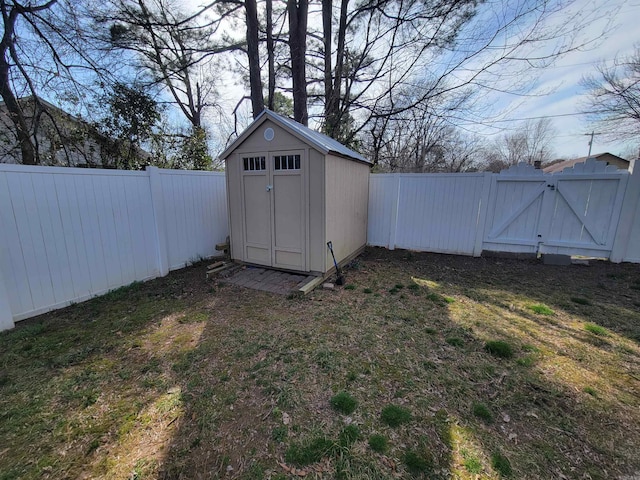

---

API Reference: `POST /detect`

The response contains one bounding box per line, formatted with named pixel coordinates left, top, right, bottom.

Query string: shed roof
left=220, top=109, right=370, bottom=164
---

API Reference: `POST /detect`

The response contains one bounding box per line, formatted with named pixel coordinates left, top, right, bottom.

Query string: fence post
left=610, top=168, right=640, bottom=263
left=147, top=166, right=170, bottom=276
left=0, top=267, right=14, bottom=331
left=388, top=175, right=401, bottom=250
left=473, top=172, right=493, bottom=257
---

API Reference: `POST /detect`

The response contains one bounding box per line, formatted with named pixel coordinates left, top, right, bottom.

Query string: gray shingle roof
left=220, top=109, right=370, bottom=164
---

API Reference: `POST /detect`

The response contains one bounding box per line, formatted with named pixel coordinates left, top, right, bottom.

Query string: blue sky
left=468, top=0, right=640, bottom=159
left=206, top=0, right=639, bottom=160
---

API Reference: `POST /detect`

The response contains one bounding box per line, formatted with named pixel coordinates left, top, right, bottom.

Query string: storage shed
left=221, top=109, right=371, bottom=275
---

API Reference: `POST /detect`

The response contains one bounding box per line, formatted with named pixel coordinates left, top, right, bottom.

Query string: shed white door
left=240, top=152, right=306, bottom=270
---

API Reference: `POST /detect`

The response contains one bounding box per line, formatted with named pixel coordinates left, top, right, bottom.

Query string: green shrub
left=381, top=404, right=412, bottom=427
left=344, top=284, right=356, bottom=290
left=485, top=340, right=514, bottom=359
left=330, top=392, right=358, bottom=415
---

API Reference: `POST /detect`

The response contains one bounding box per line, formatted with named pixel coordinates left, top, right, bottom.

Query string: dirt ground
left=0, top=248, right=638, bottom=479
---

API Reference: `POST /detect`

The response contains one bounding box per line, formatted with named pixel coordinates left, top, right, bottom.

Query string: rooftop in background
left=543, top=153, right=630, bottom=174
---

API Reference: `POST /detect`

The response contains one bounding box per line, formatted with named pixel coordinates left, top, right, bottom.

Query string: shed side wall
left=324, top=154, right=369, bottom=270
left=308, top=149, right=326, bottom=272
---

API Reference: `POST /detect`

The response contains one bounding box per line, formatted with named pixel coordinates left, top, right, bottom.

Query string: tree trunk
left=0, top=3, right=37, bottom=165
left=266, top=0, right=275, bottom=110
left=287, top=0, right=308, bottom=125
left=324, top=0, right=348, bottom=138
left=245, top=0, right=264, bottom=118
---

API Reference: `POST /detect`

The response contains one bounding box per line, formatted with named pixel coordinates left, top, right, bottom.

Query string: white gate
left=483, top=160, right=629, bottom=258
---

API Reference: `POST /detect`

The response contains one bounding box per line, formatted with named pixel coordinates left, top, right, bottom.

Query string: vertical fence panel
left=367, top=174, right=397, bottom=248
left=371, top=173, right=487, bottom=255
left=0, top=164, right=229, bottom=325
left=159, top=169, right=228, bottom=270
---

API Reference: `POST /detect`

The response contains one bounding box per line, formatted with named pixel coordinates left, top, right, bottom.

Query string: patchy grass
left=368, top=434, right=388, bottom=453
left=472, top=402, right=493, bottom=422
left=528, top=303, right=554, bottom=315
left=330, top=391, right=358, bottom=415
left=485, top=340, right=514, bottom=358
left=1, top=249, right=639, bottom=479
left=584, top=322, right=609, bottom=336
left=380, top=404, right=412, bottom=427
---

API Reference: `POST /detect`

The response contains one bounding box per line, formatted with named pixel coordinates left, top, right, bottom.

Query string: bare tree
left=482, top=118, right=555, bottom=170
left=99, top=0, right=242, bottom=130
left=287, top=0, right=308, bottom=125
left=0, top=0, right=109, bottom=165
left=245, top=0, right=264, bottom=118
left=313, top=0, right=612, bottom=147
left=582, top=46, right=640, bottom=140
left=363, top=88, right=482, bottom=172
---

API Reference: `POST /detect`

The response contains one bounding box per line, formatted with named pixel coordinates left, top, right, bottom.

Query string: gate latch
left=547, top=183, right=555, bottom=190
left=266, top=185, right=273, bottom=192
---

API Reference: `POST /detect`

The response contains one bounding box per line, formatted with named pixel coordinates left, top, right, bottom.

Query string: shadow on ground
left=1, top=248, right=638, bottom=479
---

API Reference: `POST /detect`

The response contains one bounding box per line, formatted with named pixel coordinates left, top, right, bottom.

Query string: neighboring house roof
left=543, top=153, right=629, bottom=173
left=0, top=95, right=151, bottom=167
left=220, top=109, right=370, bottom=164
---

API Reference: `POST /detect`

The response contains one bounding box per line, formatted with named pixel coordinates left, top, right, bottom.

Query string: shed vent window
left=243, top=156, right=266, bottom=171
left=274, top=155, right=301, bottom=170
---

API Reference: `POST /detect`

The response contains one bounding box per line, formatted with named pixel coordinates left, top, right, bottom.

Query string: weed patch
left=285, top=437, right=335, bottom=466
left=472, top=402, right=493, bottom=422
left=491, top=452, right=513, bottom=476
left=403, top=449, right=433, bottom=475
left=585, top=323, right=608, bottom=336
left=381, top=405, right=412, bottom=427
left=368, top=434, right=388, bottom=453
left=528, top=304, right=554, bottom=315
left=485, top=340, right=514, bottom=358
left=330, top=392, right=358, bottom=415
left=445, top=337, right=464, bottom=347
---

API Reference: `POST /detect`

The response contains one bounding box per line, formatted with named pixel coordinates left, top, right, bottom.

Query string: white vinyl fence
left=0, top=164, right=227, bottom=330
left=2, top=159, right=640, bottom=331
left=368, top=160, right=640, bottom=263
